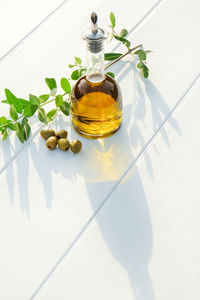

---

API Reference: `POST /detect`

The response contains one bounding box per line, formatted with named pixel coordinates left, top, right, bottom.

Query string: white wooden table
left=0, top=0, right=200, bottom=299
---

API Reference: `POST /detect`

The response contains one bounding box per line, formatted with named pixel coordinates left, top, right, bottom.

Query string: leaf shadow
left=15, top=136, right=30, bottom=216
left=29, top=133, right=56, bottom=210
left=0, top=140, right=15, bottom=204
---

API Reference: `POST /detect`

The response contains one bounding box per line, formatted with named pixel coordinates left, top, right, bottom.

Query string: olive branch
left=0, top=12, right=151, bottom=143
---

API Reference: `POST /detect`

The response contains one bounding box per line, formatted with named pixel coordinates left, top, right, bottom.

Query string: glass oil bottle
left=71, top=12, right=122, bottom=138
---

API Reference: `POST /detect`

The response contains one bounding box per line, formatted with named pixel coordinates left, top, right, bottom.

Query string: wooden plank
left=35, top=83, right=200, bottom=300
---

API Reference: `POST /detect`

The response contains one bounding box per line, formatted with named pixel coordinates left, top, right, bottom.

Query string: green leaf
left=119, top=29, right=128, bottom=38
left=29, top=94, right=40, bottom=106
left=7, top=122, right=17, bottom=130
left=5, top=89, right=22, bottom=114
left=134, top=50, right=146, bottom=60
left=38, top=108, right=48, bottom=123
left=106, top=72, right=115, bottom=78
left=75, top=57, right=82, bottom=65
left=1, top=100, right=9, bottom=104
left=15, top=122, right=24, bottom=143
left=21, top=117, right=28, bottom=126
left=0, top=116, right=7, bottom=124
left=47, top=109, right=57, bottom=121
left=22, top=117, right=30, bottom=140
left=23, top=104, right=38, bottom=117
left=71, top=70, right=80, bottom=80
left=104, top=53, right=122, bottom=61
left=24, top=124, right=30, bottom=140
left=10, top=104, right=18, bottom=121
left=140, top=65, right=149, bottom=78
left=55, top=95, right=63, bottom=107
left=110, top=12, right=116, bottom=28
left=2, top=130, right=8, bottom=141
left=60, top=101, right=71, bottom=116
left=22, top=119, right=30, bottom=141
left=137, top=61, right=145, bottom=69
left=45, top=78, right=57, bottom=91
left=38, top=94, right=50, bottom=103
left=18, top=98, right=32, bottom=108
left=68, top=64, right=76, bottom=68
left=51, top=88, right=57, bottom=97
left=114, top=35, right=130, bottom=48
left=61, top=78, right=71, bottom=93
left=0, top=127, right=6, bottom=133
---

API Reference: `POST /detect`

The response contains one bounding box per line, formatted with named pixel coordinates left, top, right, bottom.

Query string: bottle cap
left=82, top=12, right=106, bottom=53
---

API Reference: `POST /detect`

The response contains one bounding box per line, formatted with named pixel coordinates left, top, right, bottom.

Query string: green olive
left=46, top=136, right=58, bottom=150
left=58, top=138, right=70, bottom=151
left=55, top=130, right=68, bottom=140
left=40, top=129, right=55, bottom=140
left=70, top=140, right=82, bottom=153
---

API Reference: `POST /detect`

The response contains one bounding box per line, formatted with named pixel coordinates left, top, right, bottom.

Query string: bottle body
left=71, top=74, right=122, bottom=138
left=71, top=12, right=122, bottom=138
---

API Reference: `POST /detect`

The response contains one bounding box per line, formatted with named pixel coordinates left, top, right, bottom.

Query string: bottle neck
left=86, top=49, right=105, bottom=83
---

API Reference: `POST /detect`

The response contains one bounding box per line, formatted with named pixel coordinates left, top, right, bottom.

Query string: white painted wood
left=0, top=0, right=163, bottom=299
left=0, top=0, right=199, bottom=299
left=0, top=0, right=67, bottom=60
left=35, top=84, right=200, bottom=300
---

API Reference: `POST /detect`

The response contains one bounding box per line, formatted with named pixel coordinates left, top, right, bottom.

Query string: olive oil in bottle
left=71, top=12, right=122, bottom=138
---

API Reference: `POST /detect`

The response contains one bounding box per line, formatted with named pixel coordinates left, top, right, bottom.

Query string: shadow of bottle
left=82, top=68, right=181, bottom=298
left=83, top=102, right=155, bottom=299
left=95, top=167, right=155, bottom=300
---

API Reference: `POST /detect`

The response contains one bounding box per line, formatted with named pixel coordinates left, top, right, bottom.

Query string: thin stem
left=15, top=115, right=23, bottom=122
left=40, top=92, right=67, bottom=107
left=0, top=115, right=23, bottom=130
left=112, top=29, right=118, bottom=36
left=40, top=99, right=54, bottom=107
left=105, top=44, right=142, bottom=70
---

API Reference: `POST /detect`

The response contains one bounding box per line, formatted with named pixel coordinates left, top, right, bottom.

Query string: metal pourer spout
left=82, top=12, right=106, bottom=53
left=91, top=12, right=98, bottom=34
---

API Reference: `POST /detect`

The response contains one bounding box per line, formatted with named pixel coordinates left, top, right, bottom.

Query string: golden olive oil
left=71, top=74, right=122, bottom=138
